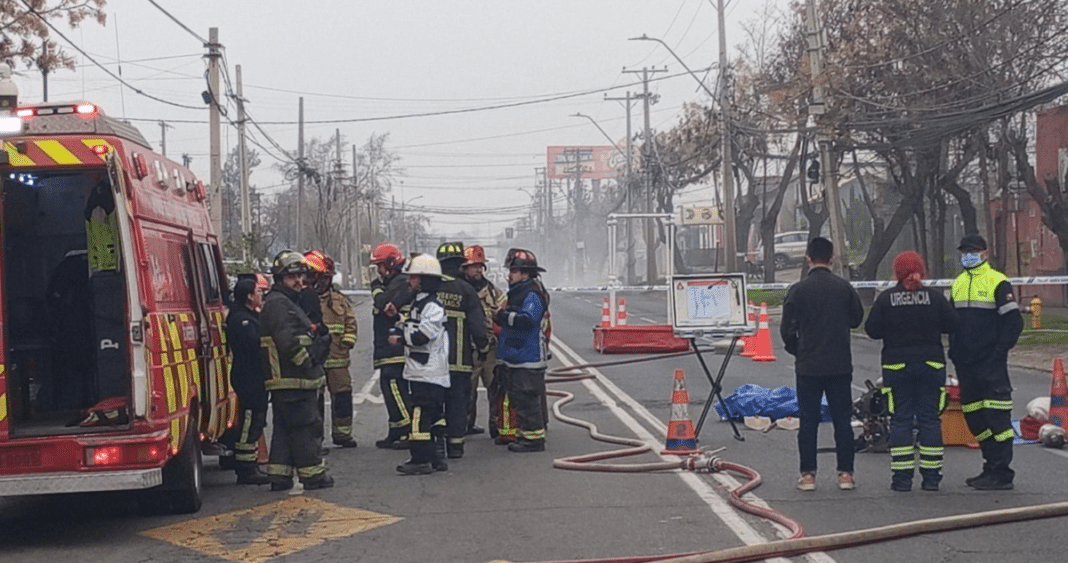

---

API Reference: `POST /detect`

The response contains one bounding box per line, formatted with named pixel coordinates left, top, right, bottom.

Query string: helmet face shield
left=271, top=250, right=310, bottom=276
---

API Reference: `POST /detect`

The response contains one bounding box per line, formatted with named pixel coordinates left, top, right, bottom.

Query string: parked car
left=755, top=231, right=810, bottom=270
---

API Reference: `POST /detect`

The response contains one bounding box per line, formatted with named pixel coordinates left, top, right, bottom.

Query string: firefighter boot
left=375, top=427, right=410, bottom=450
left=507, top=439, right=546, bottom=453
left=302, top=472, right=335, bottom=490
left=333, top=434, right=358, bottom=448
left=447, top=440, right=464, bottom=459
left=270, top=477, right=294, bottom=492
left=396, top=460, right=435, bottom=475
left=432, top=436, right=449, bottom=472
left=235, top=463, right=271, bottom=486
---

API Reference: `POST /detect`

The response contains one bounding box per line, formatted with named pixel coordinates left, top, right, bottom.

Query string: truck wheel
left=137, top=422, right=203, bottom=515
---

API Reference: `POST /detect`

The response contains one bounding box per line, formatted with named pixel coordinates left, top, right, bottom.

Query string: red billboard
left=546, top=146, right=625, bottom=180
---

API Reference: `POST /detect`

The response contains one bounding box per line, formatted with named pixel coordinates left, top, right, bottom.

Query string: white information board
left=670, top=273, right=754, bottom=338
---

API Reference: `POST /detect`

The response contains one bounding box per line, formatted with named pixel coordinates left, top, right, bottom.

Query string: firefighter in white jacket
left=388, top=254, right=450, bottom=475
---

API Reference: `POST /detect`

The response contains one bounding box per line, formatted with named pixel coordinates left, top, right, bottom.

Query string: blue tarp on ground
left=714, top=384, right=832, bottom=422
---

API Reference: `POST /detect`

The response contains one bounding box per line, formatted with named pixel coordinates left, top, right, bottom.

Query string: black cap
left=957, top=234, right=987, bottom=251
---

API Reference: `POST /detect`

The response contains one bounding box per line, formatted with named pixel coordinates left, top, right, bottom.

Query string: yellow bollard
left=1030, top=296, right=1042, bottom=330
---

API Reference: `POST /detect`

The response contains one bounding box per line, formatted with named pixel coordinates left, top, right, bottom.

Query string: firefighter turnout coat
left=260, top=284, right=327, bottom=391
left=320, top=288, right=358, bottom=370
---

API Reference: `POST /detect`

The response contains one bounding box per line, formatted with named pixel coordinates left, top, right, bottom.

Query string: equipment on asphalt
left=1038, top=423, right=1066, bottom=449
left=853, top=379, right=891, bottom=453
left=661, top=369, right=699, bottom=455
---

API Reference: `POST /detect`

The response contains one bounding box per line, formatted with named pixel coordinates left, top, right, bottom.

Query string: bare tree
left=0, top=1, right=107, bottom=69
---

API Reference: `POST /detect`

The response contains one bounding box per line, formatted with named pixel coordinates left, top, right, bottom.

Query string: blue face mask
left=961, top=252, right=982, bottom=268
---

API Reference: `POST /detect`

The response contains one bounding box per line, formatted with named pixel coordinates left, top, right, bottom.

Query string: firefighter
left=261, top=250, right=334, bottom=491
left=304, top=250, right=359, bottom=448
left=433, top=242, right=489, bottom=460
left=948, top=234, right=1023, bottom=490
left=388, top=254, right=450, bottom=475
left=461, top=245, right=506, bottom=435
left=370, top=243, right=415, bottom=449
left=224, top=276, right=271, bottom=485
left=495, top=249, right=550, bottom=452
left=864, top=251, right=958, bottom=492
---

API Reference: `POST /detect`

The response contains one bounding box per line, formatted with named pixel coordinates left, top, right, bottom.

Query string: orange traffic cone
left=600, top=296, right=611, bottom=328
left=741, top=301, right=757, bottom=358
left=662, top=369, right=699, bottom=455
left=616, top=298, right=628, bottom=326
left=257, top=434, right=269, bottom=465
left=751, top=302, right=777, bottom=362
left=1050, top=358, right=1068, bottom=431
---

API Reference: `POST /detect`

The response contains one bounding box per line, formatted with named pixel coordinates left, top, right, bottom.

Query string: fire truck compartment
left=3, top=168, right=131, bottom=436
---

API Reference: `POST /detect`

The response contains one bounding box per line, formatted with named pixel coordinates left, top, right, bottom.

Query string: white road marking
left=639, top=317, right=657, bottom=324
left=354, top=370, right=384, bottom=404
left=551, top=338, right=836, bottom=563
left=1045, top=448, right=1068, bottom=460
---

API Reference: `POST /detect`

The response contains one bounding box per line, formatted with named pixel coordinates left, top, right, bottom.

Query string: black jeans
left=796, top=374, right=854, bottom=475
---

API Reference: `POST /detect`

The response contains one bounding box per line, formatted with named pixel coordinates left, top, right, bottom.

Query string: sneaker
left=302, top=473, right=335, bottom=490
left=890, top=481, right=912, bottom=492
left=837, top=472, right=856, bottom=490
left=968, top=474, right=1013, bottom=490
left=332, top=435, right=358, bottom=448
left=270, top=477, right=294, bottom=492
left=396, top=461, right=435, bottom=475
left=921, top=481, right=940, bottom=492
left=507, top=439, right=545, bottom=453
left=797, top=473, right=816, bottom=491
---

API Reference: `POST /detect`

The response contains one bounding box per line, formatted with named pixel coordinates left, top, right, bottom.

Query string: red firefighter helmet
left=504, top=248, right=545, bottom=272
left=370, top=243, right=405, bottom=272
left=462, top=245, right=488, bottom=267
left=254, top=273, right=270, bottom=291
left=304, top=250, right=328, bottom=273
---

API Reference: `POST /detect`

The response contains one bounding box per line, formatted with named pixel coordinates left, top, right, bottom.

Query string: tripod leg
left=691, top=338, right=744, bottom=442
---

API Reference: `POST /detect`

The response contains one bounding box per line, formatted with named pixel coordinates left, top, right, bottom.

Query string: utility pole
left=605, top=91, right=637, bottom=284
left=805, top=0, right=848, bottom=277
left=571, top=147, right=585, bottom=280
left=158, top=120, right=173, bottom=157
left=623, top=67, right=667, bottom=283
left=352, top=145, right=363, bottom=288
left=717, top=0, right=738, bottom=273
left=206, top=27, right=222, bottom=234
left=236, top=65, right=250, bottom=262
left=296, top=97, right=305, bottom=249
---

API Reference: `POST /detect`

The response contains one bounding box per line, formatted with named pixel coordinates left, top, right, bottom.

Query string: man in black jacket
left=435, top=242, right=489, bottom=460
left=780, top=237, right=863, bottom=492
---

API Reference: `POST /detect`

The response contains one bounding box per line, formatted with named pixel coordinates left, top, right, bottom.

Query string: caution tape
left=542, top=276, right=1068, bottom=293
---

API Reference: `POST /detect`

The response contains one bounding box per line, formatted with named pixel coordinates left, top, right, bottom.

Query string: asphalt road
left=1, top=289, right=1066, bottom=563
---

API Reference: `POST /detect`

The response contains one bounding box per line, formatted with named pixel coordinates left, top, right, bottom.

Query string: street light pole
left=572, top=112, right=633, bottom=285
left=631, top=31, right=738, bottom=273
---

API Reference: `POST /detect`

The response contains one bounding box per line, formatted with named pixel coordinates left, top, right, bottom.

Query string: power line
left=19, top=0, right=205, bottom=110
left=145, top=0, right=209, bottom=44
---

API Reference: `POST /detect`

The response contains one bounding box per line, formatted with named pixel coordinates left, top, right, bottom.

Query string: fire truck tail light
left=84, top=443, right=169, bottom=466
left=76, top=104, right=98, bottom=115
left=91, top=144, right=109, bottom=155
left=15, top=108, right=34, bottom=118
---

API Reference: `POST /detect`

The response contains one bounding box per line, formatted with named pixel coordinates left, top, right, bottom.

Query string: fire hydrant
left=1029, top=296, right=1042, bottom=329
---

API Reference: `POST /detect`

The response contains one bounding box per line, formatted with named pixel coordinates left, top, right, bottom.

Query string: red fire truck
left=0, top=101, right=236, bottom=514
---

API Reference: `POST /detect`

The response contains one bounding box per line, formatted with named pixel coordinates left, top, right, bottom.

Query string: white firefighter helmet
left=1027, top=396, right=1051, bottom=421
left=1038, top=424, right=1066, bottom=449
left=403, top=253, right=444, bottom=277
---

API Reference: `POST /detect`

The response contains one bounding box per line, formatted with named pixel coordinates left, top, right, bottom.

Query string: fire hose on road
left=535, top=352, right=1068, bottom=563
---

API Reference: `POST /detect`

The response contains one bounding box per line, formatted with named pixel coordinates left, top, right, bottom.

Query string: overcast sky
left=15, top=0, right=769, bottom=242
